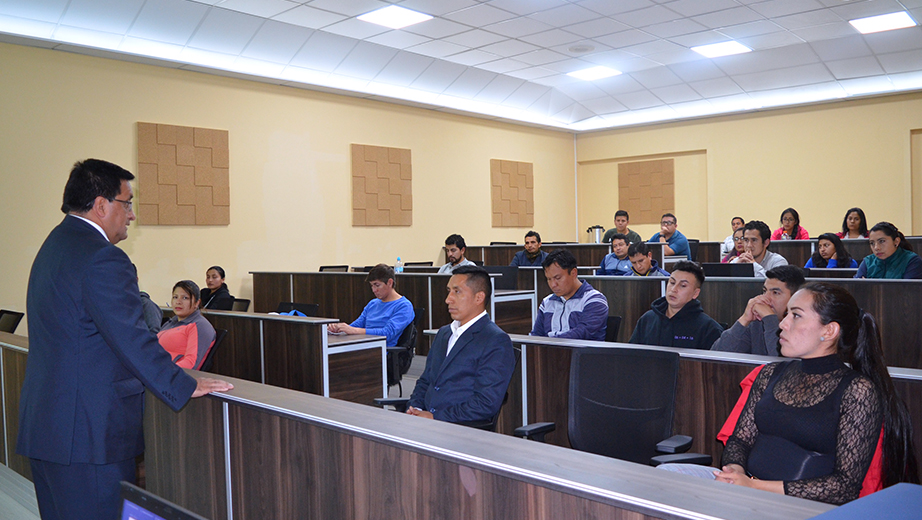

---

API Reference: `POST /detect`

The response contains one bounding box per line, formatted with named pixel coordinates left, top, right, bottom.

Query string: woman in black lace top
left=717, top=282, right=918, bottom=504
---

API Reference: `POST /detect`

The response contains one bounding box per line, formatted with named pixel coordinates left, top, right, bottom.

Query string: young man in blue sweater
left=328, top=263, right=414, bottom=346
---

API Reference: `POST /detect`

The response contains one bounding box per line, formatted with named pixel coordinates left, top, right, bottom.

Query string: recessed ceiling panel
left=187, top=7, right=264, bottom=55
left=129, top=0, right=210, bottom=45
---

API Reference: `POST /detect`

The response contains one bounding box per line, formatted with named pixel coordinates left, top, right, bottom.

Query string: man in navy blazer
left=17, top=159, right=233, bottom=520
left=407, top=266, right=515, bottom=423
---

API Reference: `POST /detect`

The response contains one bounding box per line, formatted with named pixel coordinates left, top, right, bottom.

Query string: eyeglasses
left=660, top=221, right=676, bottom=226
left=733, top=237, right=744, bottom=242
left=112, top=198, right=133, bottom=212
left=782, top=217, right=796, bottom=223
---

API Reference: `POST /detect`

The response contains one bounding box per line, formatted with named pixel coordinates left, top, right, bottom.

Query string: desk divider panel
left=262, top=319, right=324, bottom=395
left=251, top=272, right=292, bottom=313
left=767, top=241, right=813, bottom=268
left=592, top=277, right=663, bottom=343
left=696, top=242, right=722, bottom=263
left=206, top=313, right=263, bottom=383
left=328, top=348, right=384, bottom=405
left=1, top=345, right=29, bottom=478
left=293, top=272, right=371, bottom=323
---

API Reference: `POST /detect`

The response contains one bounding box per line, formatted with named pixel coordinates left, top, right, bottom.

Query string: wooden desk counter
left=0, top=333, right=28, bottom=478
left=144, top=370, right=833, bottom=520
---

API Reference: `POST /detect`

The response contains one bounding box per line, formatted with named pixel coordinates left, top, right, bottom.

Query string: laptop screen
left=120, top=482, right=208, bottom=520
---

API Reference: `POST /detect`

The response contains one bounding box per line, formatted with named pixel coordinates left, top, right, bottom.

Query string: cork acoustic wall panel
left=351, top=144, right=412, bottom=226
left=618, top=159, right=675, bottom=225
left=137, top=122, right=230, bottom=226
left=491, top=159, right=534, bottom=228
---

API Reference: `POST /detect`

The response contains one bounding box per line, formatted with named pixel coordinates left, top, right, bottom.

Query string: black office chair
left=383, top=307, right=423, bottom=396
left=490, top=241, right=516, bottom=245
left=231, top=298, right=250, bottom=312
left=687, top=239, right=700, bottom=261
left=514, top=347, right=710, bottom=466
left=319, top=265, right=349, bottom=272
left=0, top=310, right=25, bottom=333
left=471, top=260, right=484, bottom=266
left=604, top=316, right=622, bottom=343
left=276, top=302, right=320, bottom=316
left=404, top=261, right=433, bottom=267
left=197, top=329, right=227, bottom=372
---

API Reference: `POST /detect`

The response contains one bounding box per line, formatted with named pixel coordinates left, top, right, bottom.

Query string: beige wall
left=577, top=93, right=922, bottom=243
left=0, top=42, right=576, bottom=326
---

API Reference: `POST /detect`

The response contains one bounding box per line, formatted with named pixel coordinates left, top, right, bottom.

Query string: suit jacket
left=17, top=216, right=198, bottom=465
left=408, top=315, right=515, bottom=423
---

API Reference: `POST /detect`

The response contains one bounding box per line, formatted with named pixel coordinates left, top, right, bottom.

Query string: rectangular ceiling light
left=849, top=11, right=916, bottom=34
left=567, top=66, right=621, bottom=81
left=358, top=6, right=433, bottom=29
left=691, top=41, right=752, bottom=58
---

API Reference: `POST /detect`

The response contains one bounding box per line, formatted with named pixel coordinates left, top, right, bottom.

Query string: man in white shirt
left=438, top=234, right=476, bottom=274
left=732, top=220, right=789, bottom=277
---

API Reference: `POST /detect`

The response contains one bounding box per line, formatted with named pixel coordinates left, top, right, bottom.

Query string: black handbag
left=748, top=433, right=835, bottom=481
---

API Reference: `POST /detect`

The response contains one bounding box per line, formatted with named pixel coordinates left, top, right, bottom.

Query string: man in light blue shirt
left=649, top=212, right=690, bottom=257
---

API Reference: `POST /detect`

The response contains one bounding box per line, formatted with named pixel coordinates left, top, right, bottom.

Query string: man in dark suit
left=407, top=266, right=515, bottom=423
left=17, top=159, right=233, bottom=520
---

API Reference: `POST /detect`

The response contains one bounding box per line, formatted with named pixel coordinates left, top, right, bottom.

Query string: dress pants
left=30, top=457, right=136, bottom=520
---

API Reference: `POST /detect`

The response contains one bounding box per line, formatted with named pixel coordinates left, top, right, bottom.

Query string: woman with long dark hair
left=200, top=265, right=235, bottom=310
left=855, top=222, right=922, bottom=279
left=805, top=233, right=857, bottom=269
left=721, top=227, right=745, bottom=263
left=771, top=208, right=809, bottom=240
left=716, top=282, right=918, bottom=504
left=837, top=208, right=869, bottom=239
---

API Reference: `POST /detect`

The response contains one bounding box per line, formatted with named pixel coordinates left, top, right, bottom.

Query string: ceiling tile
left=322, top=17, right=390, bottom=40
left=129, top=0, right=210, bottom=45
left=692, top=6, right=763, bottom=29
left=410, top=59, right=467, bottom=92
left=668, top=29, right=730, bottom=47
left=398, top=0, right=478, bottom=17
left=595, top=74, right=646, bottom=95
left=613, top=5, right=684, bottom=27
left=503, top=82, right=553, bottom=108
left=591, top=29, right=657, bottom=48
left=487, top=0, right=565, bottom=16
left=864, top=27, right=922, bottom=55
left=443, top=48, right=502, bottom=66
left=215, top=0, right=298, bottom=18
left=773, top=9, right=843, bottom=30
left=271, top=5, right=346, bottom=29
left=577, top=0, right=656, bottom=17
left=688, top=76, right=743, bottom=97
left=241, top=19, right=313, bottom=63
left=791, top=22, right=858, bottom=43
left=580, top=96, right=628, bottom=115
left=540, top=57, right=596, bottom=73
left=334, top=41, right=398, bottom=79
left=443, top=4, right=517, bottom=26
left=372, top=51, right=434, bottom=86
left=736, top=30, right=806, bottom=49
left=732, top=62, right=834, bottom=91
left=527, top=4, right=599, bottom=26
left=474, top=75, right=527, bottom=103
left=747, top=0, right=825, bottom=18
left=481, top=38, right=539, bottom=56
left=716, top=20, right=786, bottom=39
left=444, top=29, right=507, bottom=47
left=407, top=39, right=468, bottom=58
left=617, top=89, right=666, bottom=109
left=549, top=40, right=614, bottom=59
left=669, top=59, right=728, bottom=81
left=596, top=55, right=662, bottom=73
left=476, top=57, right=530, bottom=73
left=0, top=0, right=68, bottom=23
left=289, top=30, right=356, bottom=71
left=621, top=39, right=687, bottom=57
left=554, top=81, right=609, bottom=102
left=646, top=47, right=704, bottom=65
left=666, top=0, right=741, bottom=17
left=60, top=0, right=144, bottom=34
left=484, top=16, right=553, bottom=38
left=830, top=0, right=908, bottom=20
left=366, top=29, right=431, bottom=49
left=305, top=0, right=390, bottom=17
left=877, top=48, right=922, bottom=73
left=402, top=17, right=470, bottom=39
left=643, top=18, right=708, bottom=38
left=825, top=55, right=885, bottom=79
left=504, top=66, right=558, bottom=80
left=443, top=67, right=498, bottom=97
left=530, top=73, right=582, bottom=87
left=562, top=17, right=631, bottom=38
left=650, top=83, right=702, bottom=103
left=714, top=43, right=819, bottom=76
left=519, top=28, right=583, bottom=47
left=187, top=8, right=264, bottom=55
left=514, top=48, right=570, bottom=65
left=809, top=34, right=872, bottom=60
left=630, top=66, right=685, bottom=88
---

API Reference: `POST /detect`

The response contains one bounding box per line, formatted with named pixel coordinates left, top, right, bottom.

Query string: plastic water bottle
left=395, top=257, right=404, bottom=273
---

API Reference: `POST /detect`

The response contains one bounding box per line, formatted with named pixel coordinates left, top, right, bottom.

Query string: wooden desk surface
left=326, top=333, right=385, bottom=347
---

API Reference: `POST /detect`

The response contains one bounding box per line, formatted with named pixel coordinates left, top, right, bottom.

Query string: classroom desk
left=465, top=242, right=666, bottom=270
left=142, top=369, right=833, bottom=520
left=0, top=332, right=29, bottom=479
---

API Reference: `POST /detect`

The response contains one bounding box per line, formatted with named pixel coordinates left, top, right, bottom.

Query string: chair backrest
left=319, top=265, right=349, bottom=272
left=490, top=241, right=516, bottom=245
left=604, top=316, right=622, bottom=342
left=232, top=299, right=250, bottom=312
left=0, top=310, right=25, bottom=333
left=276, top=302, right=320, bottom=316
left=687, top=239, right=699, bottom=261
left=568, top=347, right=680, bottom=464
left=198, top=328, right=227, bottom=372
left=482, top=265, right=517, bottom=290
left=404, top=261, right=433, bottom=267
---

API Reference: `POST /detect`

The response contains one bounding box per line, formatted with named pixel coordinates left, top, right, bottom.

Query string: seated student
left=327, top=263, right=414, bottom=346
left=597, top=233, right=632, bottom=275
left=721, top=216, right=745, bottom=256
left=731, top=220, right=789, bottom=277
left=711, top=265, right=806, bottom=356
left=649, top=213, right=690, bottom=257
left=531, top=249, right=609, bottom=341
left=510, top=230, right=549, bottom=267
left=133, top=263, right=162, bottom=333
left=602, top=210, right=643, bottom=245
left=855, top=221, right=922, bottom=279
left=438, top=234, right=476, bottom=274
left=627, top=241, right=669, bottom=277
left=407, top=266, right=515, bottom=423
left=837, top=207, right=869, bottom=239
left=722, top=227, right=745, bottom=263
left=770, top=207, right=810, bottom=240
left=200, top=265, right=234, bottom=310
left=805, top=233, right=858, bottom=269
left=715, top=283, right=918, bottom=505
left=158, top=280, right=216, bottom=369
left=629, top=261, right=723, bottom=350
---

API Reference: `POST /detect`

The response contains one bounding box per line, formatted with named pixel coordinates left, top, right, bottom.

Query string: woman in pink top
left=771, top=208, right=809, bottom=240
left=158, top=280, right=216, bottom=369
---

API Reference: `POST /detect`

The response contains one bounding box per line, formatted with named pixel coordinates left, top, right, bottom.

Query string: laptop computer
left=120, top=482, right=208, bottom=520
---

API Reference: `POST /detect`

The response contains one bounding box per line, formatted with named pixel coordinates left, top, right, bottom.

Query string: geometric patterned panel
left=137, top=122, right=230, bottom=226
left=351, top=144, right=412, bottom=226
left=490, top=159, right=534, bottom=228
left=618, top=159, right=674, bottom=225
